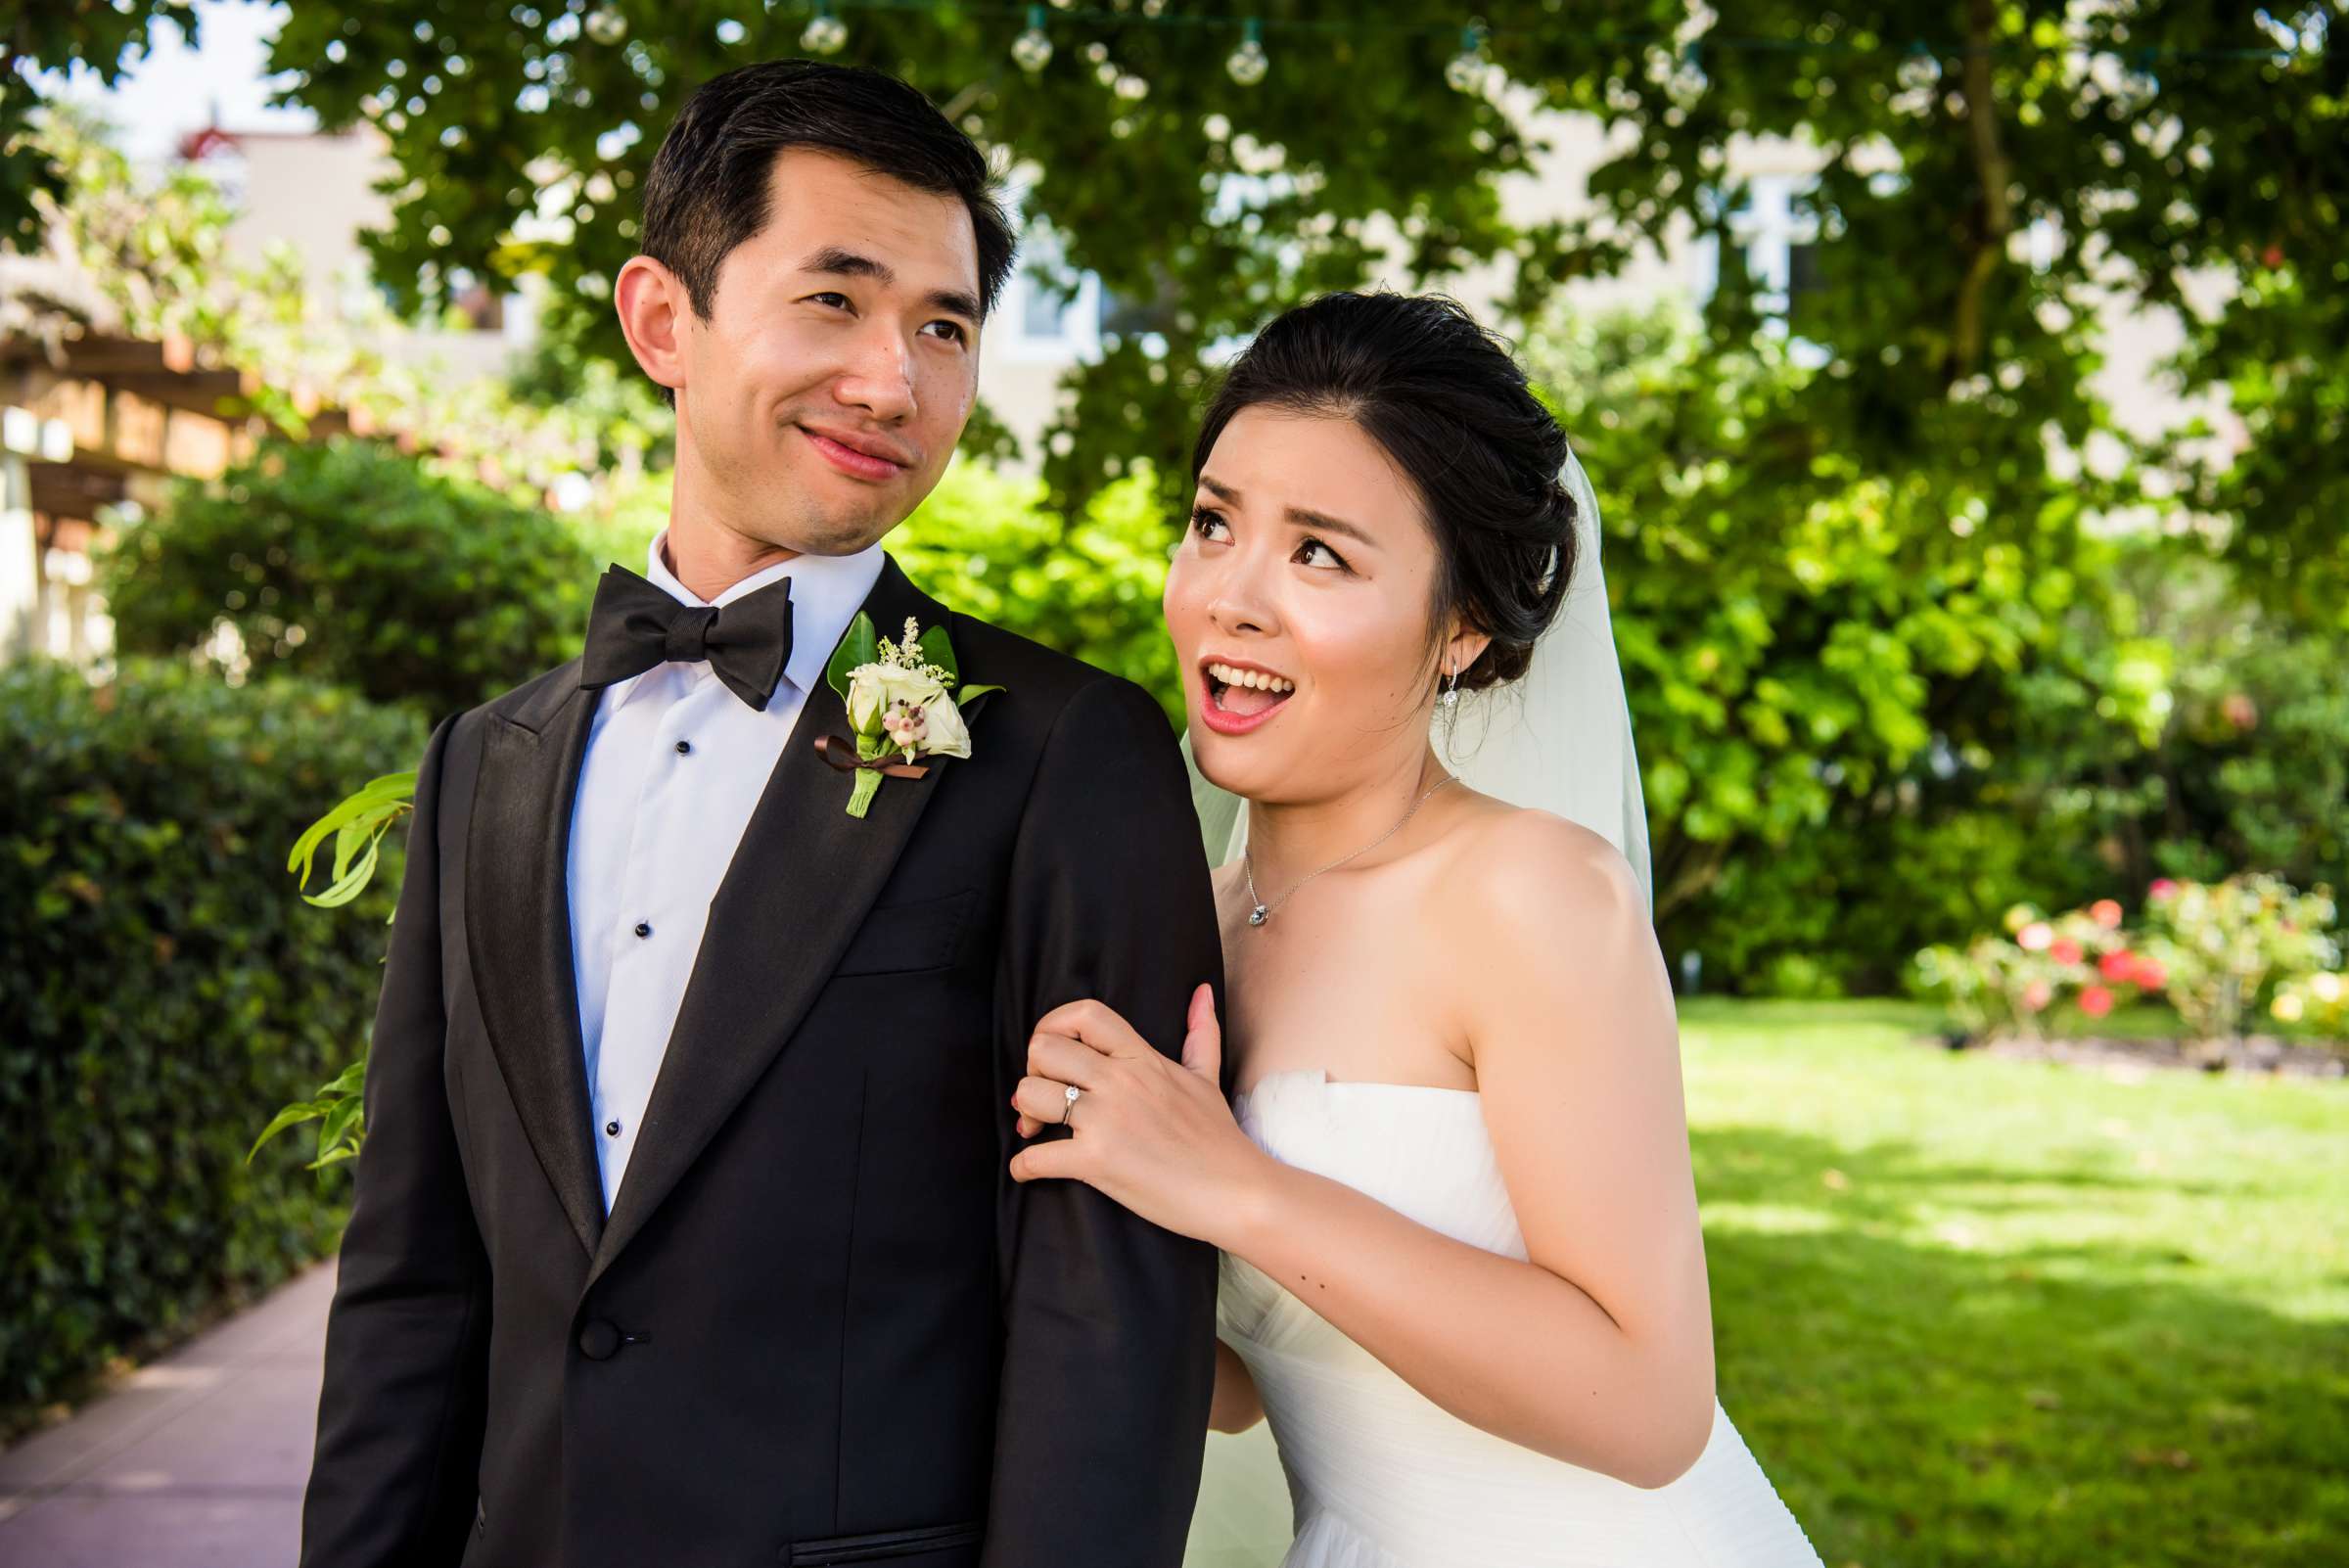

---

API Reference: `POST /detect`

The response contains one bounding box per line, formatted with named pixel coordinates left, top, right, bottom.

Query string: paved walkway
left=0, top=1264, right=334, bottom=1568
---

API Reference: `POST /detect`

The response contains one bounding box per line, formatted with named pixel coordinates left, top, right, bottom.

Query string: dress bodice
left=1217, top=1069, right=1822, bottom=1568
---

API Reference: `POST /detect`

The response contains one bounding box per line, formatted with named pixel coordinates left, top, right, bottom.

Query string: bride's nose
left=1205, top=570, right=1276, bottom=638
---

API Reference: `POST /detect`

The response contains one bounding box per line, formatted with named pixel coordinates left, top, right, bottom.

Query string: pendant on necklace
left=1248, top=905, right=1270, bottom=927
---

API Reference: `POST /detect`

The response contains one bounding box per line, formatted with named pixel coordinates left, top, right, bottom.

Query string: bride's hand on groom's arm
left=1008, top=983, right=1273, bottom=1246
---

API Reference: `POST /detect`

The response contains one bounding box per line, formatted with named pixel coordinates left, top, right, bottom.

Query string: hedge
left=0, top=658, right=424, bottom=1422
left=101, top=437, right=595, bottom=715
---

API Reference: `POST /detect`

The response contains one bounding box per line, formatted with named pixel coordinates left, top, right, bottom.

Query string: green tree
left=1535, top=302, right=2127, bottom=981
left=0, top=0, right=200, bottom=248
left=253, top=4, right=2342, bottom=572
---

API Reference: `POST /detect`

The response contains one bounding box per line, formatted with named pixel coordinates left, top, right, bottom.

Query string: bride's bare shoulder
left=1435, top=800, right=1646, bottom=938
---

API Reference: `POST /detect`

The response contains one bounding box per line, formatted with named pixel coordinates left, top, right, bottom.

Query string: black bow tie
left=579, top=566, right=796, bottom=712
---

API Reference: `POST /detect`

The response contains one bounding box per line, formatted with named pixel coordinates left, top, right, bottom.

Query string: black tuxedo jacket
left=300, top=556, right=1222, bottom=1568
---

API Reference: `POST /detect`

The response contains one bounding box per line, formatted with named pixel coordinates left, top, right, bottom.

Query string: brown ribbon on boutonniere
left=814, top=734, right=931, bottom=781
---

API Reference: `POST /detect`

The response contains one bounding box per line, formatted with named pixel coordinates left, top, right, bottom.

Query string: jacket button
left=577, top=1318, right=622, bottom=1360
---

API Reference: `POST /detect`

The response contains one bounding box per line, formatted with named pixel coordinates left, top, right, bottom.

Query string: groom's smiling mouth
left=1201, top=658, right=1296, bottom=734
left=801, top=423, right=915, bottom=483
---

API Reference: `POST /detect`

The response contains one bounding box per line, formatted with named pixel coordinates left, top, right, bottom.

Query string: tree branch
left=1951, top=0, right=2014, bottom=378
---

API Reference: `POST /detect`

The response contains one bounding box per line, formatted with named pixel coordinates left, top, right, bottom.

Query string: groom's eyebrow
left=803, top=246, right=981, bottom=323
left=1200, top=476, right=1376, bottom=547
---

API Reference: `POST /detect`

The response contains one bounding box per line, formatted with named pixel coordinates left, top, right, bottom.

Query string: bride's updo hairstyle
left=1190, top=291, right=1578, bottom=692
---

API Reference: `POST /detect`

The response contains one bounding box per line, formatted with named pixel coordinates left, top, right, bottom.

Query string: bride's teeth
left=1205, top=663, right=1293, bottom=695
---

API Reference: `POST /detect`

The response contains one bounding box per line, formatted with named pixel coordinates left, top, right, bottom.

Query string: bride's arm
left=1210, top=1339, right=1265, bottom=1433
left=1010, top=815, right=1714, bottom=1489
left=1224, top=817, right=1713, bottom=1487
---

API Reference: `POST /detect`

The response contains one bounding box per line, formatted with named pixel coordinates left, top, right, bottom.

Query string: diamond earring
left=1439, top=662, right=1460, bottom=711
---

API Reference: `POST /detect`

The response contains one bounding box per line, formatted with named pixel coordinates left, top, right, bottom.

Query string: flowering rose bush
left=2135, top=875, right=2339, bottom=1044
left=1911, top=875, right=2343, bottom=1046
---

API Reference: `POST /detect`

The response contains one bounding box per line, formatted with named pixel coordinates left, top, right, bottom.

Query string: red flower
left=2022, top=980, right=2053, bottom=1012
left=2050, top=939, right=2085, bottom=966
left=2099, top=950, right=2136, bottom=981
left=2079, top=985, right=2115, bottom=1018
left=2149, top=878, right=2180, bottom=899
left=2090, top=899, right=2124, bottom=929
left=2137, top=958, right=2169, bottom=990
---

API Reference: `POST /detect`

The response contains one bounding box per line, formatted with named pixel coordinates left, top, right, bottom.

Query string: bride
left=1007, top=292, right=1823, bottom=1566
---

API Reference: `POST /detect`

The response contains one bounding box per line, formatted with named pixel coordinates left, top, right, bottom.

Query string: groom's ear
left=615, top=255, right=691, bottom=404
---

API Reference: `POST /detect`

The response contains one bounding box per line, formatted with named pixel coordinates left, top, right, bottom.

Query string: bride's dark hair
left=1190, top=291, right=1578, bottom=691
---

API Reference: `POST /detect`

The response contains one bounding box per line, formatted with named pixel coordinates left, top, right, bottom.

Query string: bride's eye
left=1296, top=536, right=1351, bottom=572
left=1191, top=505, right=1232, bottom=543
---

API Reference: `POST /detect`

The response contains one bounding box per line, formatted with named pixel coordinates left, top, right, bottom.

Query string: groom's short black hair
left=642, top=60, right=1015, bottom=322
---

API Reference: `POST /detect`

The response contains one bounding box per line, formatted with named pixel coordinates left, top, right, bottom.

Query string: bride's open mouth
left=1200, top=658, right=1296, bottom=735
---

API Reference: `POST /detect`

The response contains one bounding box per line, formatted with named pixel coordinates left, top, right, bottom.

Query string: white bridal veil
left=1183, top=446, right=1653, bottom=913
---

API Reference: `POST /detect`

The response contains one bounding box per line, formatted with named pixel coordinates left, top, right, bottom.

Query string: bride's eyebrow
left=1199, top=475, right=1376, bottom=547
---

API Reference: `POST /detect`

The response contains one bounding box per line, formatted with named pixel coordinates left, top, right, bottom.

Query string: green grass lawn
left=1685, top=998, right=2349, bottom=1568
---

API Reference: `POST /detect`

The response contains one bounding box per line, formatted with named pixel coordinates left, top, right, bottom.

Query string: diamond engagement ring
left=1061, top=1084, right=1082, bottom=1126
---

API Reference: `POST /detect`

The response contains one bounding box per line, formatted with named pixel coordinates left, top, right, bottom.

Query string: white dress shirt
left=567, top=531, right=885, bottom=1211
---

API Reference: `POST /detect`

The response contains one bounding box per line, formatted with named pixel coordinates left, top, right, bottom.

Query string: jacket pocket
left=787, top=1519, right=984, bottom=1565
left=832, top=890, right=978, bottom=978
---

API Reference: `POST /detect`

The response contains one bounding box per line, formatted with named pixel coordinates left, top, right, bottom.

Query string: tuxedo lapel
left=588, top=557, right=952, bottom=1287
left=466, top=668, right=607, bottom=1258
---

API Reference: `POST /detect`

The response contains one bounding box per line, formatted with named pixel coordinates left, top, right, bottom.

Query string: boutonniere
left=817, top=614, right=1003, bottom=818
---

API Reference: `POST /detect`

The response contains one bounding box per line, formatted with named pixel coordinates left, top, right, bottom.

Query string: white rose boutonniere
left=820, top=614, right=1001, bottom=818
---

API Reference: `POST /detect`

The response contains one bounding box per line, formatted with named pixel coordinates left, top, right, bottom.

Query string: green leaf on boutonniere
left=918, top=623, right=958, bottom=683
left=954, top=683, right=1003, bottom=708
left=826, top=612, right=879, bottom=699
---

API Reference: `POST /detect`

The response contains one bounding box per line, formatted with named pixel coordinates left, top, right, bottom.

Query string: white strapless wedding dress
left=1216, top=1069, right=1824, bottom=1568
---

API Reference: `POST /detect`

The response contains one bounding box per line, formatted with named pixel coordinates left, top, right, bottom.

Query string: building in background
left=177, top=118, right=541, bottom=385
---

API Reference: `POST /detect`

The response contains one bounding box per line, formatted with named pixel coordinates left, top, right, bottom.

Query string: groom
left=300, top=61, right=1221, bottom=1568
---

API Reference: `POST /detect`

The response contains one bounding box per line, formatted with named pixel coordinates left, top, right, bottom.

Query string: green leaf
left=314, top=1096, right=364, bottom=1158
left=248, top=1099, right=327, bottom=1164
left=286, top=771, right=414, bottom=895
left=305, top=836, right=384, bottom=909
left=827, top=612, right=879, bottom=698
left=954, top=683, right=1004, bottom=708
left=918, top=623, right=958, bottom=683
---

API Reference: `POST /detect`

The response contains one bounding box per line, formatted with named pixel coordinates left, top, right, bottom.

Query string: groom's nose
left=832, top=330, right=919, bottom=423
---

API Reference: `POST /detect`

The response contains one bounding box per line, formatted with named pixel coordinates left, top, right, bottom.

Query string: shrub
left=101, top=437, right=595, bottom=715
left=0, top=659, right=423, bottom=1421
left=1910, top=877, right=2344, bottom=1046
left=2137, top=875, right=2339, bottom=1044
left=893, top=458, right=1182, bottom=724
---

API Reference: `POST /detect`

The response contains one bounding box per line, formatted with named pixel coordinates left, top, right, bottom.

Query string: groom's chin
left=751, top=485, right=914, bottom=558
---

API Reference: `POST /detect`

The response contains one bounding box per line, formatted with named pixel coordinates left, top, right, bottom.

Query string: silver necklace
left=1244, top=773, right=1460, bottom=928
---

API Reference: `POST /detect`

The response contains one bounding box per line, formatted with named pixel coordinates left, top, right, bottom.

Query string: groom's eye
left=806, top=292, right=852, bottom=311
left=921, top=320, right=969, bottom=346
